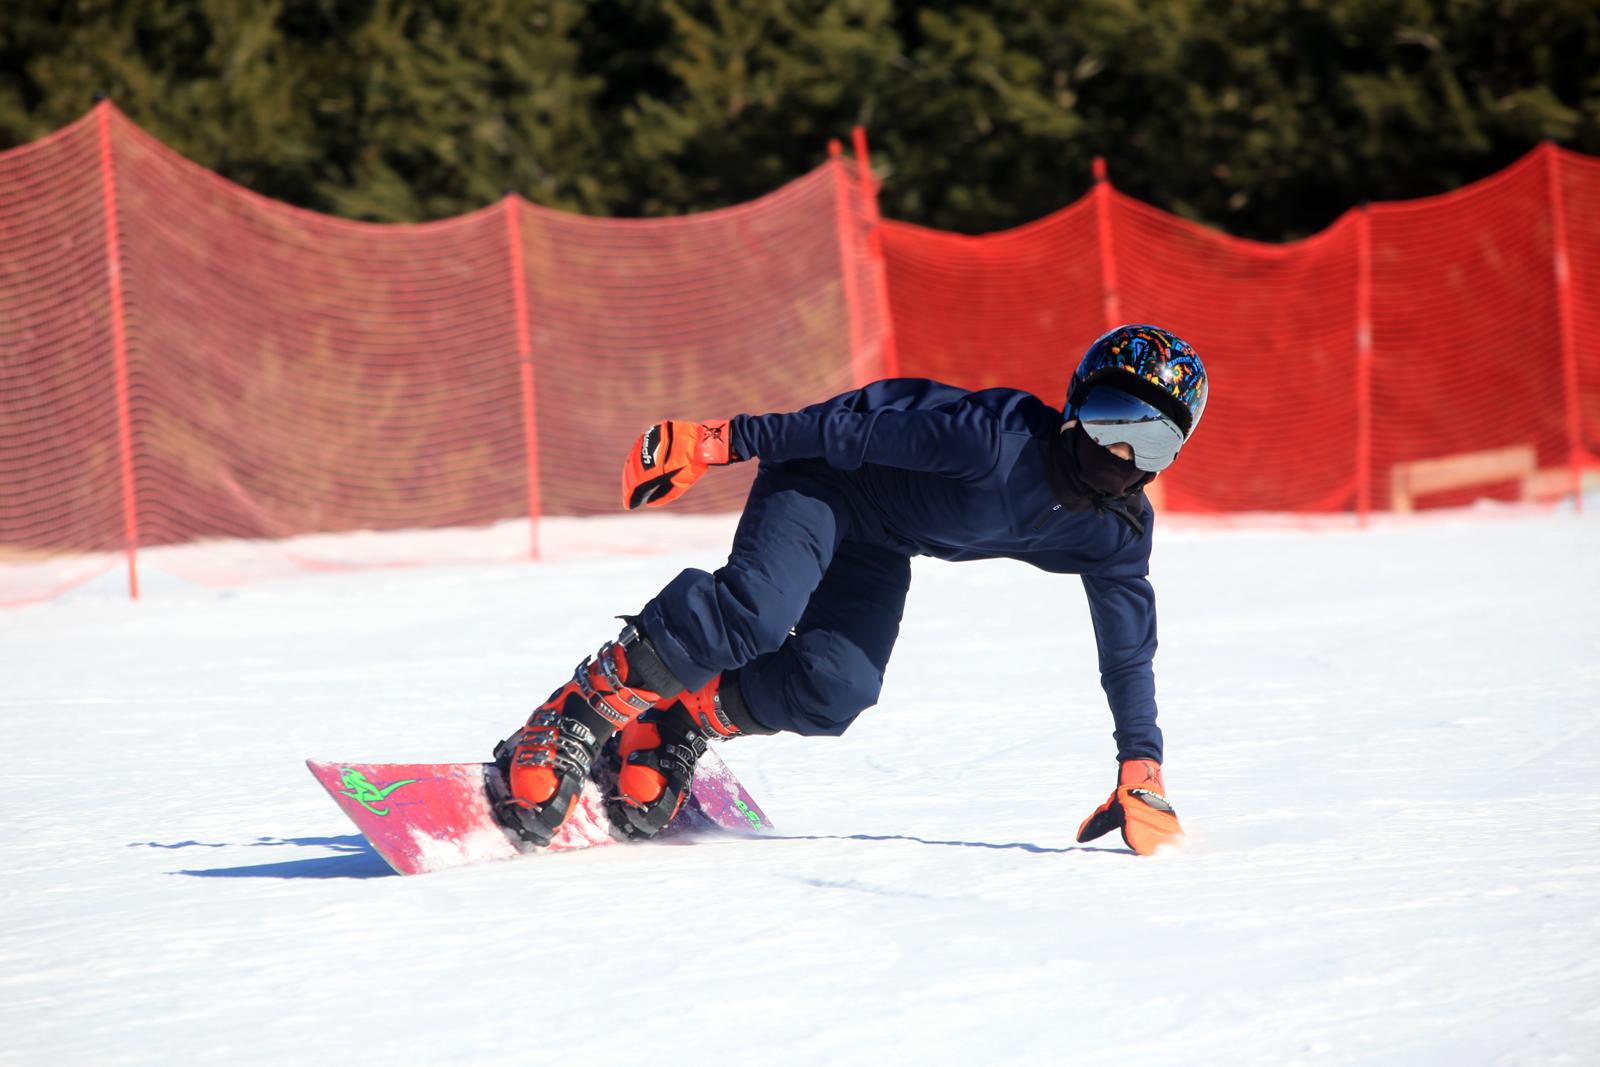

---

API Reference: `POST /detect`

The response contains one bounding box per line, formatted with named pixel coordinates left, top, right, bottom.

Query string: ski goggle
left=1070, top=387, right=1186, bottom=473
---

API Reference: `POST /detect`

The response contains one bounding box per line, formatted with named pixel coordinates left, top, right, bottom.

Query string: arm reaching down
left=1076, top=572, right=1183, bottom=854
left=1081, top=571, right=1161, bottom=763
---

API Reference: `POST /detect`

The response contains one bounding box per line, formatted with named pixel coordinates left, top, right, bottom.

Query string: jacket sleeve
left=730, top=379, right=1002, bottom=481
left=1081, top=572, right=1163, bottom=764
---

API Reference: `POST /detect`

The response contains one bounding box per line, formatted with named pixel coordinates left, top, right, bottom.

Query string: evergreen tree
left=3, top=0, right=1598, bottom=238
left=605, top=0, right=900, bottom=215
left=296, top=0, right=610, bottom=220
left=0, top=0, right=612, bottom=221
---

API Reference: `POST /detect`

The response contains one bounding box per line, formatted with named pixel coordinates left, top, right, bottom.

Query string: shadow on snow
left=128, top=834, right=395, bottom=879
left=130, top=829, right=1126, bottom=880
left=765, top=832, right=1133, bottom=856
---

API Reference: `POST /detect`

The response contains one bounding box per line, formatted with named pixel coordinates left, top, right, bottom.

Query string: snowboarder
left=493, top=324, right=1207, bottom=856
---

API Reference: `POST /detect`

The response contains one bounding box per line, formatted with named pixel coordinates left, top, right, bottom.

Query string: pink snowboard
left=307, top=749, right=771, bottom=876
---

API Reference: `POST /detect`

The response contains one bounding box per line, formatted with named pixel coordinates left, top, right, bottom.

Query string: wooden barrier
left=1389, top=445, right=1537, bottom=513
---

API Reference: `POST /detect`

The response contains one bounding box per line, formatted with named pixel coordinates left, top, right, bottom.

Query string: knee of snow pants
left=741, top=629, right=888, bottom=736
left=740, top=543, right=912, bottom=737
left=639, top=467, right=851, bottom=691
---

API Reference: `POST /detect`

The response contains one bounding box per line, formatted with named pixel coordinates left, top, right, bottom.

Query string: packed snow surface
left=3, top=508, right=1597, bottom=1066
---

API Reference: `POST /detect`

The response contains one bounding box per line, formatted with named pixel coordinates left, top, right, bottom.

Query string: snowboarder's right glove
left=1076, top=759, right=1184, bottom=856
left=621, top=419, right=740, bottom=510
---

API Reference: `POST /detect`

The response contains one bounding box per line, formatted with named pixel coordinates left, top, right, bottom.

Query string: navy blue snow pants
left=638, top=466, right=911, bottom=736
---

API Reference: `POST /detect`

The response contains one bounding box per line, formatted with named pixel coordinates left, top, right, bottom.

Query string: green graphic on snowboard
left=734, top=798, right=763, bottom=829
left=338, top=768, right=419, bottom=816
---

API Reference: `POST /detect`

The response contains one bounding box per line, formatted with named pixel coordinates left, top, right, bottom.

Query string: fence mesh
left=2, top=104, right=1597, bottom=604
left=112, top=113, right=529, bottom=546
left=1557, top=147, right=1600, bottom=474
left=882, top=143, right=1599, bottom=517
left=1103, top=193, right=1363, bottom=514
left=0, top=116, right=121, bottom=557
left=1366, top=149, right=1567, bottom=512
left=0, top=105, right=887, bottom=601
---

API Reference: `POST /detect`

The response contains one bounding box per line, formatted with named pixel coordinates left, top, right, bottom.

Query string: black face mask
left=1052, top=422, right=1150, bottom=506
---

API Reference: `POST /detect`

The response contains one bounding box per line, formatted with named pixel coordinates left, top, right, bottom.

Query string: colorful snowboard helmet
left=1064, top=324, right=1207, bottom=473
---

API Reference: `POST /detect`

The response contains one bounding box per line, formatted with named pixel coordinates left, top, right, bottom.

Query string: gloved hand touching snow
left=1076, top=759, right=1184, bottom=855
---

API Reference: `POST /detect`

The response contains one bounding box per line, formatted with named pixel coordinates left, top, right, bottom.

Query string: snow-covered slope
left=3, top=510, right=1596, bottom=1065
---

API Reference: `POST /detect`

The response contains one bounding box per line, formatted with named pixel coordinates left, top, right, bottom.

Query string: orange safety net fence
left=4, top=103, right=1598, bottom=605
left=0, top=104, right=889, bottom=603
left=883, top=145, right=1600, bottom=517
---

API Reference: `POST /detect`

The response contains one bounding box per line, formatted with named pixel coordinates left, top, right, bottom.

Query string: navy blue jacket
left=729, top=379, right=1162, bottom=763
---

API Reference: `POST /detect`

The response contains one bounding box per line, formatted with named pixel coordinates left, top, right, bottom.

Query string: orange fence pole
left=851, top=126, right=898, bottom=379
left=829, top=139, right=870, bottom=388
left=1544, top=142, right=1585, bottom=514
left=1092, top=157, right=1121, bottom=330
left=504, top=196, right=542, bottom=558
left=1354, top=206, right=1374, bottom=525
left=95, top=102, right=140, bottom=599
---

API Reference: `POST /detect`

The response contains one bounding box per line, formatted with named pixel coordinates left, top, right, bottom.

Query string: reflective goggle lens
left=1073, top=388, right=1185, bottom=472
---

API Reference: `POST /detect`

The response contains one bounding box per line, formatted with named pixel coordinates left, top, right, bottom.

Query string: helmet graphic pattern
left=1069, top=325, right=1207, bottom=436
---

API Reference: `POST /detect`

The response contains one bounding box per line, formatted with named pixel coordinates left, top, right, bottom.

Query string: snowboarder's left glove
left=621, top=419, right=740, bottom=510
left=1076, top=759, right=1184, bottom=856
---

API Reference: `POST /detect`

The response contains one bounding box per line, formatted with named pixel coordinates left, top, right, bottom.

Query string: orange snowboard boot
left=492, top=624, right=682, bottom=846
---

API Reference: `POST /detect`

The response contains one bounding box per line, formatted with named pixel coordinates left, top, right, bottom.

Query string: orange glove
left=621, top=419, right=740, bottom=510
left=1076, top=759, right=1184, bottom=856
